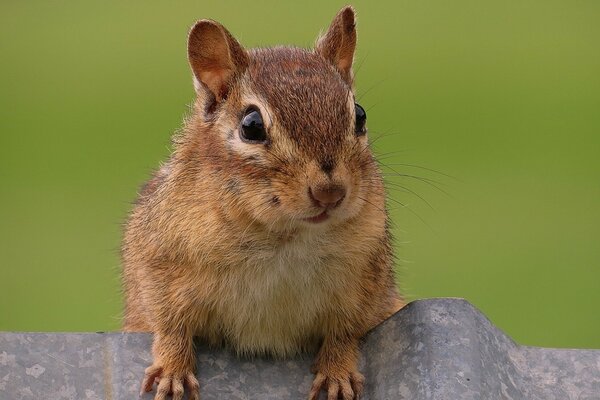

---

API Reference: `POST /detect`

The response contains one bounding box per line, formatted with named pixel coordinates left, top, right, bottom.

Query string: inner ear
left=315, top=6, right=357, bottom=85
left=187, top=19, right=249, bottom=102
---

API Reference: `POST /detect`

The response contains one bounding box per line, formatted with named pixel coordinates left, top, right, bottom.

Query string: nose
left=309, top=184, right=347, bottom=208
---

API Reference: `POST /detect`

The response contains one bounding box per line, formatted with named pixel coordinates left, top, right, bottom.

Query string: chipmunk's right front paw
left=140, top=363, right=200, bottom=400
left=308, top=370, right=364, bottom=400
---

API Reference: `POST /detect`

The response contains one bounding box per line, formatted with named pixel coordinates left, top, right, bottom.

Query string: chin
left=300, top=210, right=354, bottom=229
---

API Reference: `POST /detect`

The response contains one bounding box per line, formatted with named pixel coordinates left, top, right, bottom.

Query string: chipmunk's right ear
left=187, top=20, right=249, bottom=102
left=316, top=6, right=357, bottom=85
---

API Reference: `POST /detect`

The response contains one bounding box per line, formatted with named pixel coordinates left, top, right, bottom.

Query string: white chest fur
left=212, top=232, right=342, bottom=357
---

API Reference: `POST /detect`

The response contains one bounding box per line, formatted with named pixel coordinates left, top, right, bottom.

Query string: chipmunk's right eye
left=240, top=108, right=267, bottom=143
left=354, top=103, right=367, bottom=136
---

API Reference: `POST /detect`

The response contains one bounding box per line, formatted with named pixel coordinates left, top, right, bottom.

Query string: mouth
left=303, top=210, right=330, bottom=224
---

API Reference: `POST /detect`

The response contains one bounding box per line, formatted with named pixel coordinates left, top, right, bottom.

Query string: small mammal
left=122, top=6, right=404, bottom=400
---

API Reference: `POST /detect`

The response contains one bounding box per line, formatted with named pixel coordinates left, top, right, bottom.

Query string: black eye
left=354, top=103, right=367, bottom=136
left=240, top=108, right=267, bottom=143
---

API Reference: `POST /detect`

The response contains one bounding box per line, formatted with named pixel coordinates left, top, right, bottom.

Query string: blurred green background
left=1, top=0, right=599, bottom=349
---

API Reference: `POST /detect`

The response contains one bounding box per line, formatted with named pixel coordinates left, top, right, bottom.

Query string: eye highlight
left=354, top=103, right=367, bottom=136
left=240, top=107, right=267, bottom=143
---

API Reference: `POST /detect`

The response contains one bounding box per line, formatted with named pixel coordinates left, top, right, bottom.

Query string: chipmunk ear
left=187, top=20, right=249, bottom=102
left=315, top=6, right=357, bottom=85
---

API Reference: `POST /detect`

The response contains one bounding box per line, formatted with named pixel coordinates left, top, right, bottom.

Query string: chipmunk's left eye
left=240, top=107, right=267, bottom=143
left=355, top=103, right=367, bottom=136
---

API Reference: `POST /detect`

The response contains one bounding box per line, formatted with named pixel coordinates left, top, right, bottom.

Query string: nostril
left=309, top=185, right=347, bottom=208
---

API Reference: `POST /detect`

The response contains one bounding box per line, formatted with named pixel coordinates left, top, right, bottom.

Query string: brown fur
left=121, top=6, right=404, bottom=400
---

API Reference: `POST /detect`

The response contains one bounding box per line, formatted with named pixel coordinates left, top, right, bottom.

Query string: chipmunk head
left=184, top=6, right=382, bottom=231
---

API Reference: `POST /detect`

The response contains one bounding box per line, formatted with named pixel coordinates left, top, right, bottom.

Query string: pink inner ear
left=328, top=38, right=355, bottom=84
left=338, top=52, right=353, bottom=72
left=200, top=68, right=233, bottom=101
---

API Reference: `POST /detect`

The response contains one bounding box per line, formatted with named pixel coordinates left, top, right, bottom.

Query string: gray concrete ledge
left=1, top=298, right=599, bottom=399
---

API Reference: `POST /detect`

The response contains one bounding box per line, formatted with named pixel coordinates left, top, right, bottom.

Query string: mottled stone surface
left=1, top=298, right=599, bottom=399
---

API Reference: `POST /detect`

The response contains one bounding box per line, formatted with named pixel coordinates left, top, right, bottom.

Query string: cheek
left=269, top=177, right=308, bottom=210
left=345, top=158, right=372, bottom=198
left=270, top=195, right=281, bottom=206
left=245, top=176, right=284, bottom=212
left=225, top=178, right=242, bottom=195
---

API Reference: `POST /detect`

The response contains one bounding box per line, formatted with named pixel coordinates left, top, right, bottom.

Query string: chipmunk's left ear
left=188, top=19, right=248, bottom=102
left=316, top=6, right=357, bottom=85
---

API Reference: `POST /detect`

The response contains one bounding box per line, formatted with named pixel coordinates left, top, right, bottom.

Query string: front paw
left=140, top=363, right=200, bottom=400
left=308, top=370, right=364, bottom=400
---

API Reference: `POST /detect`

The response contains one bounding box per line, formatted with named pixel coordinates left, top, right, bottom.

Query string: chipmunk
left=121, top=6, right=404, bottom=400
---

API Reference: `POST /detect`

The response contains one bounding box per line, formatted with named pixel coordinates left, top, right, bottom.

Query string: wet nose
left=309, top=184, right=347, bottom=208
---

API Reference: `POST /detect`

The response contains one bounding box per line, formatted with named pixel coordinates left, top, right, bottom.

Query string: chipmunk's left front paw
left=140, top=363, right=200, bottom=400
left=308, top=369, right=364, bottom=400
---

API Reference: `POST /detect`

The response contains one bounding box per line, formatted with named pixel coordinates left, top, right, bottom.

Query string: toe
left=141, top=365, right=162, bottom=395
left=350, top=372, right=365, bottom=399
left=340, top=379, right=354, bottom=400
left=327, top=379, right=340, bottom=400
left=350, top=371, right=365, bottom=399
left=309, top=373, right=326, bottom=400
left=350, top=371, right=364, bottom=398
left=154, top=376, right=172, bottom=400
left=185, top=373, right=201, bottom=400
left=171, top=378, right=184, bottom=400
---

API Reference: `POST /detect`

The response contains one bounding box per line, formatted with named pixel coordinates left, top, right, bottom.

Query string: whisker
left=379, top=163, right=458, bottom=180
left=379, top=191, right=436, bottom=233
left=356, top=76, right=390, bottom=102
left=373, top=150, right=413, bottom=160
left=382, top=174, right=451, bottom=197
left=357, top=195, right=386, bottom=214
left=382, top=183, right=436, bottom=211
left=365, top=103, right=380, bottom=113
left=351, top=51, right=370, bottom=82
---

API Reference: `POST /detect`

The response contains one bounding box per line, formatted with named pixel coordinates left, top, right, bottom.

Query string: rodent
left=121, top=6, right=404, bottom=400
